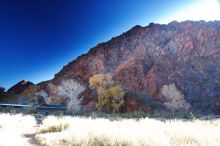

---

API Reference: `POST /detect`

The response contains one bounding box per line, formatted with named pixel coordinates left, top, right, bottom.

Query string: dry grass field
left=37, top=116, right=220, bottom=146
left=1, top=113, right=220, bottom=146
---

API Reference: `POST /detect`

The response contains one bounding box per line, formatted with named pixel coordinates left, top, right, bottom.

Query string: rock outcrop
left=7, top=80, right=35, bottom=95
left=0, top=81, right=35, bottom=104
left=0, top=86, right=6, bottom=99
left=41, top=20, right=220, bottom=112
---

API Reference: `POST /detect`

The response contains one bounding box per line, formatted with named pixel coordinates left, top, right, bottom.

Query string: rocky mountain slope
left=7, top=80, right=34, bottom=95
left=3, top=20, right=214, bottom=113
left=0, top=81, right=34, bottom=104
left=45, top=20, right=220, bottom=112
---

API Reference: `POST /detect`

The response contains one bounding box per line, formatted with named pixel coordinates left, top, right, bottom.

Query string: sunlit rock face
left=48, top=20, right=220, bottom=111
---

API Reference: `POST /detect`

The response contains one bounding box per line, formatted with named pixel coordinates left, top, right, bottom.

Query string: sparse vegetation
left=22, top=85, right=39, bottom=97
left=36, top=83, right=68, bottom=105
left=35, top=90, right=49, bottom=103
left=21, top=85, right=44, bottom=104
left=46, top=83, right=67, bottom=104
left=39, top=116, right=69, bottom=133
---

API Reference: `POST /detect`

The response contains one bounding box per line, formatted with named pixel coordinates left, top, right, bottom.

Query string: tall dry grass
left=0, top=113, right=36, bottom=146
left=0, top=113, right=219, bottom=146
left=37, top=116, right=220, bottom=146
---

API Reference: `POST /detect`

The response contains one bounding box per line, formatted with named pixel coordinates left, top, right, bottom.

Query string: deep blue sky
left=0, top=0, right=197, bottom=89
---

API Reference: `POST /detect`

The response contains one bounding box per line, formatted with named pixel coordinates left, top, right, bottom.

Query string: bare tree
left=35, top=90, right=49, bottom=104
left=161, top=84, right=190, bottom=112
left=58, top=79, right=85, bottom=113
left=45, top=83, right=68, bottom=104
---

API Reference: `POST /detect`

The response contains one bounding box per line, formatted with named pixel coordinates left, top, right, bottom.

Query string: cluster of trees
left=89, top=74, right=125, bottom=112
left=21, top=74, right=191, bottom=115
left=88, top=74, right=191, bottom=114
left=22, top=79, right=85, bottom=113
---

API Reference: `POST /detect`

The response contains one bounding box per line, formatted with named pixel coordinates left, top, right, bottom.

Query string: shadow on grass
left=0, top=106, right=219, bottom=121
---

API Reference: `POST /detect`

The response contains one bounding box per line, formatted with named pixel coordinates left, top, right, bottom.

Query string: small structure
left=35, top=103, right=66, bottom=110
left=0, top=103, right=67, bottom=110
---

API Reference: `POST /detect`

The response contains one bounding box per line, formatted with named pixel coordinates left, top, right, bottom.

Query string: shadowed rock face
left=7, top=80, right=34, bottom=95
left=46, top=20, right=220, bottom=111
left=0, top=87, right=6, bottom=97
left=3, top=81, right=35, bottom=104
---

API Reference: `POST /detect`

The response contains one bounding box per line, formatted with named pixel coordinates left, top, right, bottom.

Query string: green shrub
left=136, top=92, right=163, bottom=110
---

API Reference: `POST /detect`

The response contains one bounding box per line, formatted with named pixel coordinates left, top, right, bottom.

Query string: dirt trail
left=22, top=115, right=44, bottom=146
left=23, top=133, right=39, bottom=146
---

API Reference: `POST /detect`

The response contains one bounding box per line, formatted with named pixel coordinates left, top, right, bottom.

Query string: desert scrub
left=39, top=116, right=69, bottom=133
left=39, top=123, right=69, bottom=133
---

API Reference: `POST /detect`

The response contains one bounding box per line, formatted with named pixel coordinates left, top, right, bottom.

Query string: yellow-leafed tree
left=89, top=74, right=125, bottom=112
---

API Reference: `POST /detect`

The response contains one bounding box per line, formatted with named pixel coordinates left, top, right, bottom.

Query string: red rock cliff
left=44, top=20, right=220, bottom=110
